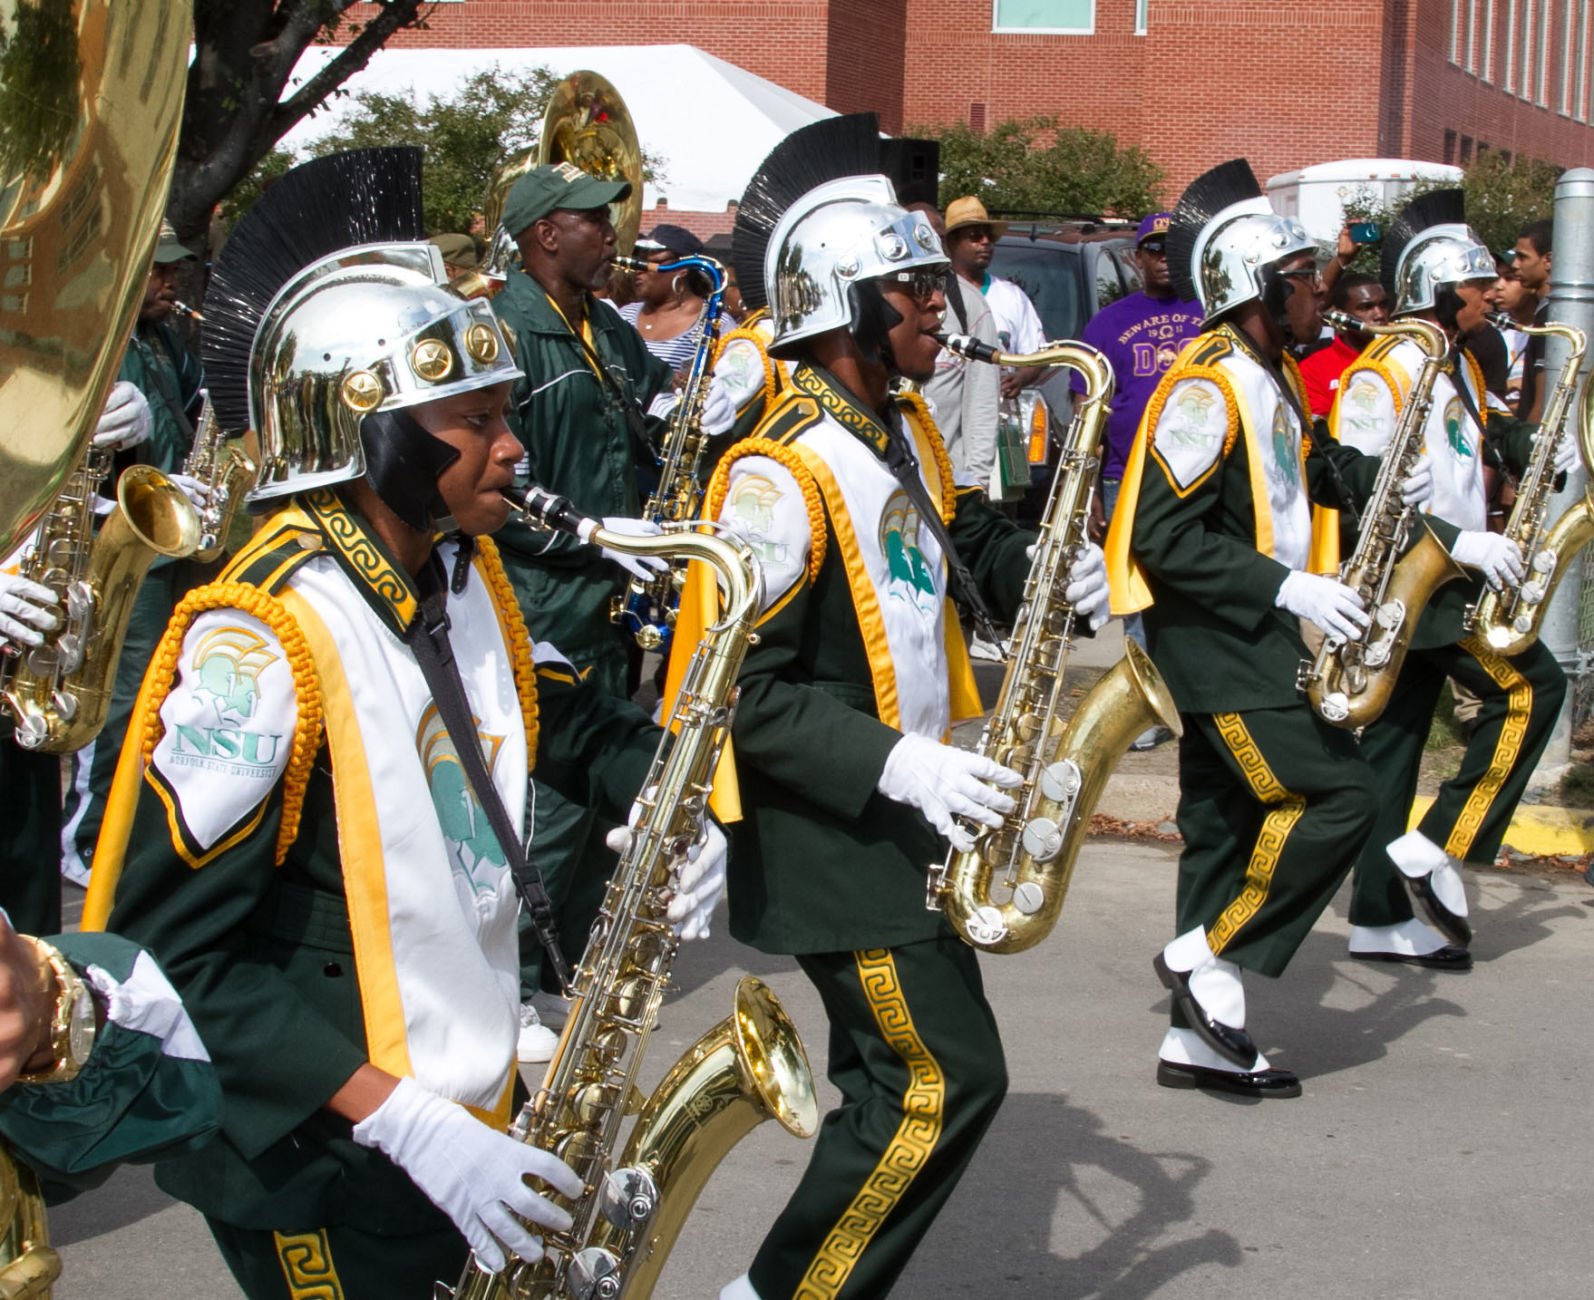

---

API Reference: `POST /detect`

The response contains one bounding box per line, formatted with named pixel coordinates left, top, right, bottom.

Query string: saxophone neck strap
left=405, top=559, right=572, bottom=992
left=881, top=405, right=1003, bottom=646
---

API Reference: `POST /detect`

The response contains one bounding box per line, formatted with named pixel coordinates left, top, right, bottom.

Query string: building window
left=1451, top=0, right=1463, bottom=61
left=1562, top=0, right=1576, bottom=112
left=1135, top=0, right=1148, bottom=34
left=1521, top=0, right=1535, bottom=101
left=1537, top=0, right=1552, bottom=105
left=992, top=0, right=1095, bottom=33
left=1444, top=128, right=1459, bottom=163
left=1467, top=0, right=1479, bottom=71
left=1483, top=0, right=1496, bottom=80
left=1460, top=134, right=1475, bottom=164
left=1579, top=0, right=1591, bottom=119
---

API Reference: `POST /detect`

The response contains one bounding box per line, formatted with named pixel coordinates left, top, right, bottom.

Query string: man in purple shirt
left=1077, top=212, right=1203, bottom=747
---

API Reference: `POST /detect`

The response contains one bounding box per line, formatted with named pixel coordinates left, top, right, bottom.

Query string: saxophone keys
left=1520, top=580, right=1548, bottom=604
left=1532, top=549, right=1556, bottom=575
left=1021, top=816, right=1064, bottom=864
left=599, top=1165, right=659, bottom=1228
left=1373, top=599, right=1405, bottom=631
left=964, top=906, right=1009, bottom=948
left=1039, top=758, right=1082, bottom=804
left=567, top=1246, right=624, bottom=1300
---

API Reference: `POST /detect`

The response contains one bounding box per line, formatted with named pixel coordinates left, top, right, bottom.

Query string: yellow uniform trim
left=796, top=948, right=945, bottom=1300
left=1445, top=637, right=1533, bottom=860
left=474, top=536, right=540, bottom=770
left=273, top=1229, right=346, bottom=1300
left=277, top=589, right=414, bottom=1086
left=1206, top=712, right=1306, bottom=955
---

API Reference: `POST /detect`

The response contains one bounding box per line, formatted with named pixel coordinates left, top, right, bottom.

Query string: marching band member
left=1106, top=160, right=1396, bottom=1098
left=1334, top=192, right=1566, bottom=965
left=81, top=154, right=723, bottom=1299
left=703, top=116, right=1109, bottom=1299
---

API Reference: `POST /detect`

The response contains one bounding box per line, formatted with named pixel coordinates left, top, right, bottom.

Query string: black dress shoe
left=1350, top=944, right=1473, bottom=971
left=1156, top=1059, right=1302, bottom=1098
left=1405, top=872, right=1472, bottom=947
left=1152, top=952, right=1257, bottom=1068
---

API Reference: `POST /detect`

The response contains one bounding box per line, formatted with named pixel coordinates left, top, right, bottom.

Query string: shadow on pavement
left=50, top=1164, right=175, bottom=1247
left=905, top=1091, right=1243, bottom=1297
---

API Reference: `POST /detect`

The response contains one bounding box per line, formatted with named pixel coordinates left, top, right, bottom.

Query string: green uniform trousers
left=1172, top=705, right=1380, bottom=996
left=62, top=559, right=215, bottom=878
left=207, top=1213, right=466, bottom=1300
left=1349, top=635, right=1565, bottom=927
left=516, top=648, right=630, bottom=997
left=0, top=741, right=62, bottom=934
left=749, top=934, right=1007, bottom=1300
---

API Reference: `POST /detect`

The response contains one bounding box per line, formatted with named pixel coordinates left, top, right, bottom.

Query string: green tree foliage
left=1461, top=152, right=1560, bottom=253
left=921, top=116, right=1164, bottom=219
left=307, top=64, right=560, bottom=234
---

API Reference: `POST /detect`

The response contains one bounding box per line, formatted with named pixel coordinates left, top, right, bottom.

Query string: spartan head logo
left=1271, top=404, right=1300, bottom=488
left=879, top=488, right=937, bottom=618
left=1444, top=395, right=1473, bottom=457
left=417, top=703, right=507, bottom=895
left=1165, top=384, right=1219, bottom=449
left=726, top=472, right=790, bottom=567
left=191, top=626, right=279, bottom=724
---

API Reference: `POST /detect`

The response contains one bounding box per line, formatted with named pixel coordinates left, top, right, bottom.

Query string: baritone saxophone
left=1466, top=314, right=1591, bottom=654
left=1298, top=311, right=1466, bottom=728
left=446, top=487, right=817, bottom=1300
left=924, top=334, right=1182, bottom=954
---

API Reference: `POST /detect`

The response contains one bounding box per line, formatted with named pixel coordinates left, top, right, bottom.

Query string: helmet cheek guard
left=846, top=279, right=904, bottom=369
left=358, top=406, right=461, bottom=533
left=1431, top=284, right=1466, bottom=333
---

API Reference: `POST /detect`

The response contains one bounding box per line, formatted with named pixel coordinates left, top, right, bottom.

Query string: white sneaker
left=968, top=633, right=1005, bottom=662
left=517, top=1003, right=559, bottom=1064
left=1131, top=725, right=1173, bottom=752
left=529, top=988, right=571, bottom=1031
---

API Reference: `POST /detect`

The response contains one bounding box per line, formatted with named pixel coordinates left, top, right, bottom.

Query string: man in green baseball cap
left=489, top=161, right=676, bottom=1065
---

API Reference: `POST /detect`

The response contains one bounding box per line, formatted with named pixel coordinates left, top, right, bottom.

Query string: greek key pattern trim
left=1207, top=713, right=1306, bottom=955
left=796, top=948, right=945, bottom=1300
left=304, top=489, right=418, bottom=628
left=1445, top=637, right=1531, bottom=859
left=273, top=1229, right=345, bottom=1300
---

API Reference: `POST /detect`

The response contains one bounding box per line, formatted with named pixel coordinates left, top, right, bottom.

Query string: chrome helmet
left=763, top=174, right=947, bottom=355
left=1390, top=223, right=1494, bottom=315
left=1189, top=196, right=1315, bottom=321
left=247, top=242, right=521, bottom=504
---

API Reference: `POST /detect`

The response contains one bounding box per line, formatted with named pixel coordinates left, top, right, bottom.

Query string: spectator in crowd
left=1490, top=256, right=1534, bottom=409
left=1299, top=272, right=1389, bottom=418
left=1512, top=218, right=1553, bottom=420
left=618, top=223, right=735, bottom=373
left=1078, top=212, right=1202, bottom=750
left=944, top=196, right=1046, bottom=398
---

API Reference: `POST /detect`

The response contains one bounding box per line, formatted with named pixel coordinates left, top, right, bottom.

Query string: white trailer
left=1265, top=158, right=1464, bottom=244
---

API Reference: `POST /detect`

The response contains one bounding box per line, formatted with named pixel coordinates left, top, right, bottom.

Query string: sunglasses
left=884, top=268, right=945, bottom=301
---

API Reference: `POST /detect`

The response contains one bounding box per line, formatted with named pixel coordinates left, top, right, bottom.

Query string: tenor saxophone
left=1465, top=314, right=1591, bottom=654
left=923, top=334, right=1182, bottom=953
left=610, top=254, right=730, bottom=651
left=1297, top=311, right=1466, bottom=729
left=2, top=443, right=201, bottom=753
left=446, top=487, right=817, bottom=1300
left=181, top=393, right=259, bottom=564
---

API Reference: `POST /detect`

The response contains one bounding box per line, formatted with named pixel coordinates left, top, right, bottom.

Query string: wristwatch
left=16, top=938, right=97, bottom=1085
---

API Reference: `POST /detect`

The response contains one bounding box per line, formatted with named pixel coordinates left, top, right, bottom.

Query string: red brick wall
left=337, top=0, right=1594, bottom=206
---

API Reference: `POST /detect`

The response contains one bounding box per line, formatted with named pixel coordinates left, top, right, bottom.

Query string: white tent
left=280, top=43, right=836, bottom=214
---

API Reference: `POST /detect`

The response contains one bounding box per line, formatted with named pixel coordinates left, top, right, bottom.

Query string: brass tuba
left=1298, top=310, right=1466, bottom=728
left=1, top=0, right=192, bottom=1293
left=452, top=70, right=643, bottom=301
left=1465, top=314, right=1591, bottom=654
left=445, top=488, right=817, bottom=1300
left=925, top=334, right=1182, bottom=953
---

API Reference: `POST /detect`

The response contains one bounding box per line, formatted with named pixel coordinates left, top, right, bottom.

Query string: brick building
left=348, top=0, right=1594, bottom=200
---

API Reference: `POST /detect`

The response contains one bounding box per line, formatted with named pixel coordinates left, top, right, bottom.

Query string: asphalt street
left=46, top=849, right=1594, bottom=1299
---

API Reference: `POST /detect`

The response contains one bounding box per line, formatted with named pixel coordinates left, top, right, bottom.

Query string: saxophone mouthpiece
left=1484, top=309, right=1517, bottom=331
left=613, top=255, right=649, bottom=274
left=503, top=484, right=597, bottom=542
left=171, top=300, right=204, bottom=321
left=935, top=331, right=1001, bottom=364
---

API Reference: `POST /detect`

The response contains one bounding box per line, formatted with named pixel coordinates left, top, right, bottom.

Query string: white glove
left=1063, top=543, right=1109, bottom=632
left=1536, top=428, right=1580, bottom=476
left=1398, top=454, right=1434, bottom=507
left=165, top=472, right=212, bottom=510
left=605, top=818, right=728, bottom=940
left=1451, top=529, right=1525, bottom=590
left=353, top=1077, right=583, bottom=1274
left=1275, top=570, right=1370, bottom=643
left=701, top=374, right=736, bottom=438
left=599, top=516, right=669, bottom=582
left=0, top=573, right=60, bottom=649
left=92, top=381, right=152, bottom=451
left=875, top=733, right=1022, bottom=853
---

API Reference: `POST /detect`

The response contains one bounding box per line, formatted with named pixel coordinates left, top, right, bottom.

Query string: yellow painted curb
left=1409, top=795, right=1594, bottom=858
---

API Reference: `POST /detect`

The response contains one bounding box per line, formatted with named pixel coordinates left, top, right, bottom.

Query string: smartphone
left=1349, top=220, right=1381, bottom=244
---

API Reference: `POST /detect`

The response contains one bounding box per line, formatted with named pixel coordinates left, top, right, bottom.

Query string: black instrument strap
left=944, top=268, right=969, bottom=334
left=405, top=560, right=572, bottom=992
left=882, top=405, right=1004, bottom=646
left=567, top=305, right=657, bottom=466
